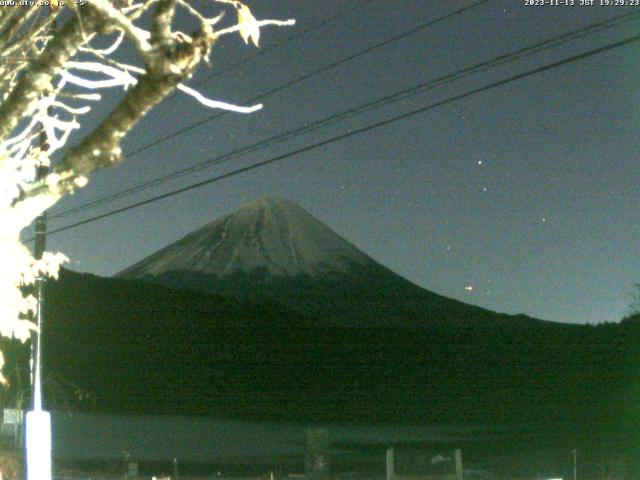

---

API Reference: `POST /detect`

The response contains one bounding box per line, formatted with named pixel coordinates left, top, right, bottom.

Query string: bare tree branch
left=0, top=5, right=38, bottom=52
left=0, top=0, right=295, bottom=386
left=0, top=6, right=22, bottom=34
left=0, top=13, right=105, bottom=144
left=150, top=0, right=176, bottom=46
left=87, top=0, right=152, bottom=53
left=55, top=30, right=210, bottom=178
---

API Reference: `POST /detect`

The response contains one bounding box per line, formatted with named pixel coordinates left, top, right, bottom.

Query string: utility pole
left=386, top=447, right=394, bottom=480
left=25, top=158, right=52, bottom=480
left=26, top=12, right=55, bottom=480
left=570, top=449, right=577, bottom=480
left=32, top=156, right=47, bottom=402
left=454, top=449, right=463, bottom=480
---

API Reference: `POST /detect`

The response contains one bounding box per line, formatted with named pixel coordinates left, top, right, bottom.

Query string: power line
left=157, top=0, right=381, bottom=106
left=39, top=33, right=640, bottom=239
left=49, top=9, right=640, bottom=220
left=181, top=0, right=382, bottom=93
left=51, top=0, right=494, bottom=218
left=112, top=1, right=494, bottom=159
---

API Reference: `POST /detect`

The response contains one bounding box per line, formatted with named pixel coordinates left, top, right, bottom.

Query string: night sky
left=34, top=0, right=640, bottom=325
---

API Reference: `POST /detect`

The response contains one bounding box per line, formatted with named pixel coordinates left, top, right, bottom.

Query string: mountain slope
left=117, top=197, right=373, bottom=278
left=116, top=197, right=544, bottom=328
left=31, top=268, right=639, bottom=430
left=31, top=196, right=636, bottom=432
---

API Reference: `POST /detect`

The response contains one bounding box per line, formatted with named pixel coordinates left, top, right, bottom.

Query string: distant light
left=477, top=160, right=483, bottom=165
left=465, top=285, right=473, bottom=292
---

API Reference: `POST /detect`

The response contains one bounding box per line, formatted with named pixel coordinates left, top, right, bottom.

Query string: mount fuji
left=118, top=197, right=373, bottom=278
left=25, top=198, right=637, bottom=429
left=116, top=197, right=539, bottom=328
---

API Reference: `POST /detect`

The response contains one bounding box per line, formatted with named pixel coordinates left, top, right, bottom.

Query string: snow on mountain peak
left=117, top=197, right=375, bottom=279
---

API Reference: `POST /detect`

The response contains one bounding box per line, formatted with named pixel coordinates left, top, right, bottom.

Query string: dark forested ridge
left=15, top=267, right=637, bottom=437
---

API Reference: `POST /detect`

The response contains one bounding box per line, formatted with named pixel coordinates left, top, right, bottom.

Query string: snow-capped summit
left=116, top=196, right=545, bottom=328
left=117, top=197, right=374, bottom=279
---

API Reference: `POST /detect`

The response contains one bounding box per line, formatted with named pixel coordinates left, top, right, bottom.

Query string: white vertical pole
left=26, top=57, right=54, bottom=480
left=386, top=447, right=394, bottom=480
left=26, top=277, right=52, bottom=480
left=26, top=248, right=52, bottom=480
left=454, top=449, right=463, bottom=480
left=26, top=410, right=52, bottom=480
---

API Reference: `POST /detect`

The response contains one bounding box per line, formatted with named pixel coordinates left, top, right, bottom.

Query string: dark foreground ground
left=1, top=412, right=639, bottom=480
